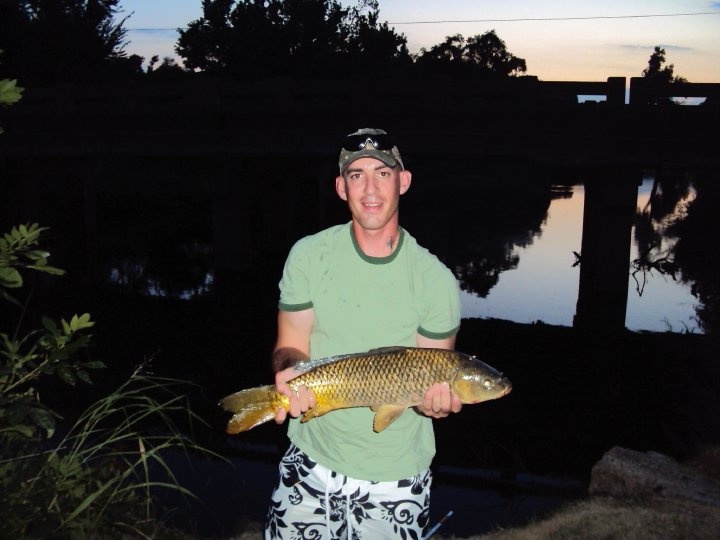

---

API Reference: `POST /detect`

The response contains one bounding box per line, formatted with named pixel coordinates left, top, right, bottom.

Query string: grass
left=467, top=496, right=720, bottom=540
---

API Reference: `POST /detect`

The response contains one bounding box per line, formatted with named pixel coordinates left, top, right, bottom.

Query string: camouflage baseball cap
left=338, top=128, right=404, bottom=175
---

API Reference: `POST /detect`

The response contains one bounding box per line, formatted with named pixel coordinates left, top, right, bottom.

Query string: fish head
left=451, top=357, right=512, bottom=404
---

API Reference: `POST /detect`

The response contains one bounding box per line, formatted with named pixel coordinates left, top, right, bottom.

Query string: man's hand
left=418, top=382, right=462, bottom=418
left=274, top=366, right=316, bottom=424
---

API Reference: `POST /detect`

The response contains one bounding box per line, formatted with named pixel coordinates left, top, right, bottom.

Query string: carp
left=219, top=346, right=511, bottom=434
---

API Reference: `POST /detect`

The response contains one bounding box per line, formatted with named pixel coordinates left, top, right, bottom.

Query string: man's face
left=335, top=157, right=411, bottom=232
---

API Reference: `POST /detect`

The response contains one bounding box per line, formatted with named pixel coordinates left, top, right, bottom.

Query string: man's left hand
left=418, top=382, right=462, bottom=418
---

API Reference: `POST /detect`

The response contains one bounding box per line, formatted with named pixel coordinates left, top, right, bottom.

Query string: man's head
left=335, top=129, right=411, bottom=237
left=338, top=128, right=404, bottom=176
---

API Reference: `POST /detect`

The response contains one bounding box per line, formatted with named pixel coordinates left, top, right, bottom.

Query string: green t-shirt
left=278, top=222, right=461, bottom=481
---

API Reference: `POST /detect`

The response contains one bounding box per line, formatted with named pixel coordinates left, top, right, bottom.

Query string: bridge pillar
left=573, top=171, right=641, bottom=332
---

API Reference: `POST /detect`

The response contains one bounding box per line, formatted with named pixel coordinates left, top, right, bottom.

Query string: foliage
left=176, top=0, right=411, bottom=78
left=415, top=30, right=527, bottom=78
left=0, top=49, right=24, bottom=135
left=146, top=55, right=191, bottom=81
left=0, top=224, right=101, bottom=442
left=642, top=46, right=687, bottom=84
left=0, top=224, right=221, bottom=538
left=668, top=175, right=720, bottom=335
left=640, top=46, right=688, bottom=105
left=1, top=364, right=219, bottom=539
left=0, top=0, right=141, bottom=84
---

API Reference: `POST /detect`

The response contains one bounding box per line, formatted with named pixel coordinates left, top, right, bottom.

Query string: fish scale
left=220, top=346, right=512, bottom=434
left=290, top=348, right=441, bottom=406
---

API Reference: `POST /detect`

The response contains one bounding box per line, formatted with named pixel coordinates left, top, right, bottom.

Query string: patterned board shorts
left=265, top=444, right=432, bottom=540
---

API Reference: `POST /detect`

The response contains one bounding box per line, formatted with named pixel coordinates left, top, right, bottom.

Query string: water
left=460, top=180, right=701, bottom=333
left=3, top=158, right=703, bottom=335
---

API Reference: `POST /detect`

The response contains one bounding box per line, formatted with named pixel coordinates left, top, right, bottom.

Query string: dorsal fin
left=366, top=346, right=407, bottom=354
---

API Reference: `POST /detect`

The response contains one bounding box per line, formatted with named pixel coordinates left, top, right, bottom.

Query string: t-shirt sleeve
left=278, top=239, right=314, bottom=312
left=417, top=262, right=461, bottom=339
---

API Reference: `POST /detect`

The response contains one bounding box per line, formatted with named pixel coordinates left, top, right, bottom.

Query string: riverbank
left=151, top=317, right=717, bottom=538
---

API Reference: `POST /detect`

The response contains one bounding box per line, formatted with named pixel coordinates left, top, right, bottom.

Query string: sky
left=119, top=0, right=720, bottom=83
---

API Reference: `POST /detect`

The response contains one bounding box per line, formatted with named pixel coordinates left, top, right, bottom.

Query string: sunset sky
left=120, top=0, right=720, bottom=83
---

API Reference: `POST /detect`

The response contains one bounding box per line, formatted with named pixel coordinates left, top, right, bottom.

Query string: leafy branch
left=1, top=224, right=103, bottom=439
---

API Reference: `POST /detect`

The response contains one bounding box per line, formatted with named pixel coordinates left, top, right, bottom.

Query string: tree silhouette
left=0, top=0, right=140, bottom=84
left=415, top=30, right=527, bottom=78
left=176, top=0, right=411, bottom=79
left=640, top=46, right=688, bottom=106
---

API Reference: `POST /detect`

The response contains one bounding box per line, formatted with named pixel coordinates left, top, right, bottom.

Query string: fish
left=219, top=346, right=512, bottom=434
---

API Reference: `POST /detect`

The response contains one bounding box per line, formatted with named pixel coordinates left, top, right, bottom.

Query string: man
left=266, top=128, right=461, bottom=539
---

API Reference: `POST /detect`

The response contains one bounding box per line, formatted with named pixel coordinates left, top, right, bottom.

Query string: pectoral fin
left=373, top=405, right=407, bottom=432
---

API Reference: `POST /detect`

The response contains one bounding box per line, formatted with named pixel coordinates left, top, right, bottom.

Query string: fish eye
left=482, top=379, right=494, bottom=390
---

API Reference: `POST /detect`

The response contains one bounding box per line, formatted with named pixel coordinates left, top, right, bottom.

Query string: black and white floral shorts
left=265, top=444, right=431, bottom=540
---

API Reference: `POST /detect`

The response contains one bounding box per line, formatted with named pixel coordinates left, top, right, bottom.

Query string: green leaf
left=56, top=365, right=76, bottom=386
left=36, top=265, right=65, bottom=276
left=42, top=316, right=59, bottom=335
left=0, top=424, right=35, bottom=437
left=29, top=407, right=56, bottom=438
left=82, top=360, right=106, bottom=370
left=69, top=313, right=94, bottom=331
left=6, top=401, right=30, bottom=424
left=0, top=289, right=23, bottom=307
left=0, top=266, right=23, bottom=288
left=0, top=79, right=24, bottom=105
left=76, top=369, right=92, bottom=385
left=61, top=318, right=72, bottom=335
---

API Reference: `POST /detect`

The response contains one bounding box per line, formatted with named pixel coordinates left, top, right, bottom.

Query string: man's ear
left=399, top=170, right=412, bottom=195
left=335, top=176, right=347, bottom=201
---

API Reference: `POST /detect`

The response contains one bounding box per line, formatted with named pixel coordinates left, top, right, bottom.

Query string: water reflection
left=22, top=160, right=705, bottom=335
left=627, top=178, right=699, bottom=332
left=460, top=179, right=701, bottom=333
left=460, top=185, right=584, bottom=327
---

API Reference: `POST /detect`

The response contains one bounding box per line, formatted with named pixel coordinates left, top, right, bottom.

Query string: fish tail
left=219, top=385, right=288, bottom=433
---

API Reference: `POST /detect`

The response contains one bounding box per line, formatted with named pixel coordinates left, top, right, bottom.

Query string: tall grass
left=0, top=365, right=223, bottom=539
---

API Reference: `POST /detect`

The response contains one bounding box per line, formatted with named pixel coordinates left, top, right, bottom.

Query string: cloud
left=617, top=44, right=694, bottom=52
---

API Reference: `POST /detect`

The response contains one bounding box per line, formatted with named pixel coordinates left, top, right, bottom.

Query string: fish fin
left=300, top=404, right=335, bottom=422
left=219, top=385, right=287, bottom=434
left=366, top=346, right=407, bottom=355
left=373, top=405, right=407, bottom=432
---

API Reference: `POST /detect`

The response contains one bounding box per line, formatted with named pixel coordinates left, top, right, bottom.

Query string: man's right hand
left=274, top=366, right=316, bottom=424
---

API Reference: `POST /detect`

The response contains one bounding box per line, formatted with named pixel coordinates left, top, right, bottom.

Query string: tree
left=642, top=46, right=686, bottom=84
left=640, top=46, right=688, bottom=105
left=415, top=30, right=527, bottom=78
left=465, top=31, right=527, bottom=77
left=0, top=0, right=140, bottom=84
left=176, top=0, right=410, bottom=79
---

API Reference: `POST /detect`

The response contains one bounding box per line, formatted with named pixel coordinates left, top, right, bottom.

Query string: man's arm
left=416, top=333, right=462, bottom=418
left=273, top=309, right=316, bottom=423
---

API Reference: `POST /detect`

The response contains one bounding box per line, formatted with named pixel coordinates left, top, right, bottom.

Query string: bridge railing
left=629, top=77, right=720, bottom=105
left=9, top=77, right=719, bottom=116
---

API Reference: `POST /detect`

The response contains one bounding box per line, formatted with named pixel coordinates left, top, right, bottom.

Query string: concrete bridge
left=1, top=76, right=718, bottom=168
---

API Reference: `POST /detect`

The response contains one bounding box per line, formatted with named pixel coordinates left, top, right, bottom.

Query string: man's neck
left=352, top=222, right=400, bottom=258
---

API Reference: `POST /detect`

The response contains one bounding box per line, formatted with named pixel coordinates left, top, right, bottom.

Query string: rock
left=589, top=446, right=720, bottom=508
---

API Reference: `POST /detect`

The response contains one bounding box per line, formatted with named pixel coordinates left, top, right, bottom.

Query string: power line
left=127, top=11, right=720, bottom=31
left=387, top=12, right=720, bottom=25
